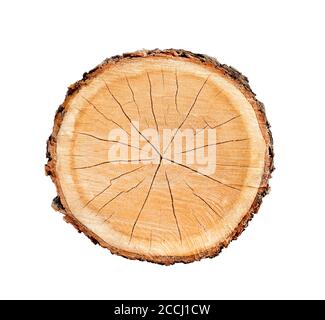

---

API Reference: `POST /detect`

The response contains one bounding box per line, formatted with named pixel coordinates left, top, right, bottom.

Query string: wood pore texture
left=46, top=49, right=274, bottom=265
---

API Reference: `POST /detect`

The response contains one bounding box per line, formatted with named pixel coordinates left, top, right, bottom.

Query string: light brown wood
left=46, top=49, right=273, bottom=265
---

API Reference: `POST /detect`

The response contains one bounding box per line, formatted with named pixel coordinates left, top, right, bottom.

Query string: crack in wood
left=229, top=183, right=259, bottom=189
left=102, top=78, right=162, bottom=157
left=164, top=158, right=240, bottom=191
left=185, top=182, right=223, bottom=219
left=149, top=229, right=153, bottom=251
left=175, top=70, right=180, bottom=114
left=75, top=131, right=144, bottom=151
left=161, top=69, right=170, bottom=124
left=194, top=115, right=241, bottom=137
left=111, top=166, right=144, bottom=183
left=163, top=75, right=211, bottom=154
left=190, top=208, right=208, bottom=233
left=161, top=69, right=165, bottom=89
left=83, top=182, right=112, bottom=209
left=98, top=178, right=146, bottom=214
left=206, top=114, right=241, bottom=129
left=98, top=191, right=124, bottom=213
left=125, top=75, right=141, bottom=118
left=129, top=159, right=162, bottom=243
left=165, top=171, right=182, bottom=244
left=125, top=178, right=146, bottom=193
left=73, top=106, right=107, bottom=128
left=146, top=72, right=159, bottom=132
left=73, top=158, right=155, bottom=170
left=81, top=96, right=130, bottom=136
left=215, top=163, right=262, bottom=169
left=180, top=138, right=249, bottom=154
left=103, top=211, right=116, bottom=223
left=208, top=198, right=225, bottom=216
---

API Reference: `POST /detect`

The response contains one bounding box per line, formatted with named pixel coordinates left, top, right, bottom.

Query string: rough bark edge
left=45, top=49, right=274, bottom=265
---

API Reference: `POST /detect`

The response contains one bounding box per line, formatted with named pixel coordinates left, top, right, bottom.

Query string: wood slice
left=46, top=49, right=274, bottom=265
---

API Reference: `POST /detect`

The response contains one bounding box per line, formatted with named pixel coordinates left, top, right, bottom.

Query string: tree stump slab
left=46, top=49, right=274, bottom=265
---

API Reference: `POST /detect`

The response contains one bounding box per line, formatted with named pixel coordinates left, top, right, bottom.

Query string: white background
left=0, top=0, right=324, bottom=300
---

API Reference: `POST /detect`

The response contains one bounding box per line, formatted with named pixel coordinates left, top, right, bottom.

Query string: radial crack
left=194, top=193, right=222, bottom=219
left=149, top=230, right=153, bottom=251
left=125, top=178, right=146, bottom=193
left=83, top=166, right=145, bottom=208
left=215, top=163, right=262, bottom=169
left=73, top=106, right=107, bottom=127
left=81, top=96, right=130, bottom=136
left=98, top=191, right=124, bottom=213
left=180, top=138, right=249, bottom=154
left=161, top=69, right=165, bottom=89
left=98, top=178, right=146, bottom=214
left=164, top=158, right=240, bottom=191
left=185, top=182, right=223, bottom=219
left=175, top=71, right=180, bottom=114
left=74, top=159, right=154, bottom=170
left=207, top=115, right=241, bottom=129
left=75, top=132, right=144, bottom=151
left=103, top=211, right=116, bottom=222
left=83, top=182, right=112, bottom=208
left=229, top=183, right=259, bottom=189
left=190, top=208, right=208, bottom=233
left=147, top=72, right=159, bottom=132
left=165, top=171, right=182, bottom=243
left=194, top=115, right=241, bottom=137
left=125, top=75, right=141, bottom=118
left=102, top=78, right=162, bottom=157
left=163, top=75, right=210, bottom=154
left=129, top=160, right=162, bottom=243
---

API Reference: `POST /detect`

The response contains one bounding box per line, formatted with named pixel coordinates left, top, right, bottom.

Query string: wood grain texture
left=45, top=49, right=274, bottom=265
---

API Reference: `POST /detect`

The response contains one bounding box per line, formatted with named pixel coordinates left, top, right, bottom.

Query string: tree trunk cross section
left=46, top=49, right=274, bottom=265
